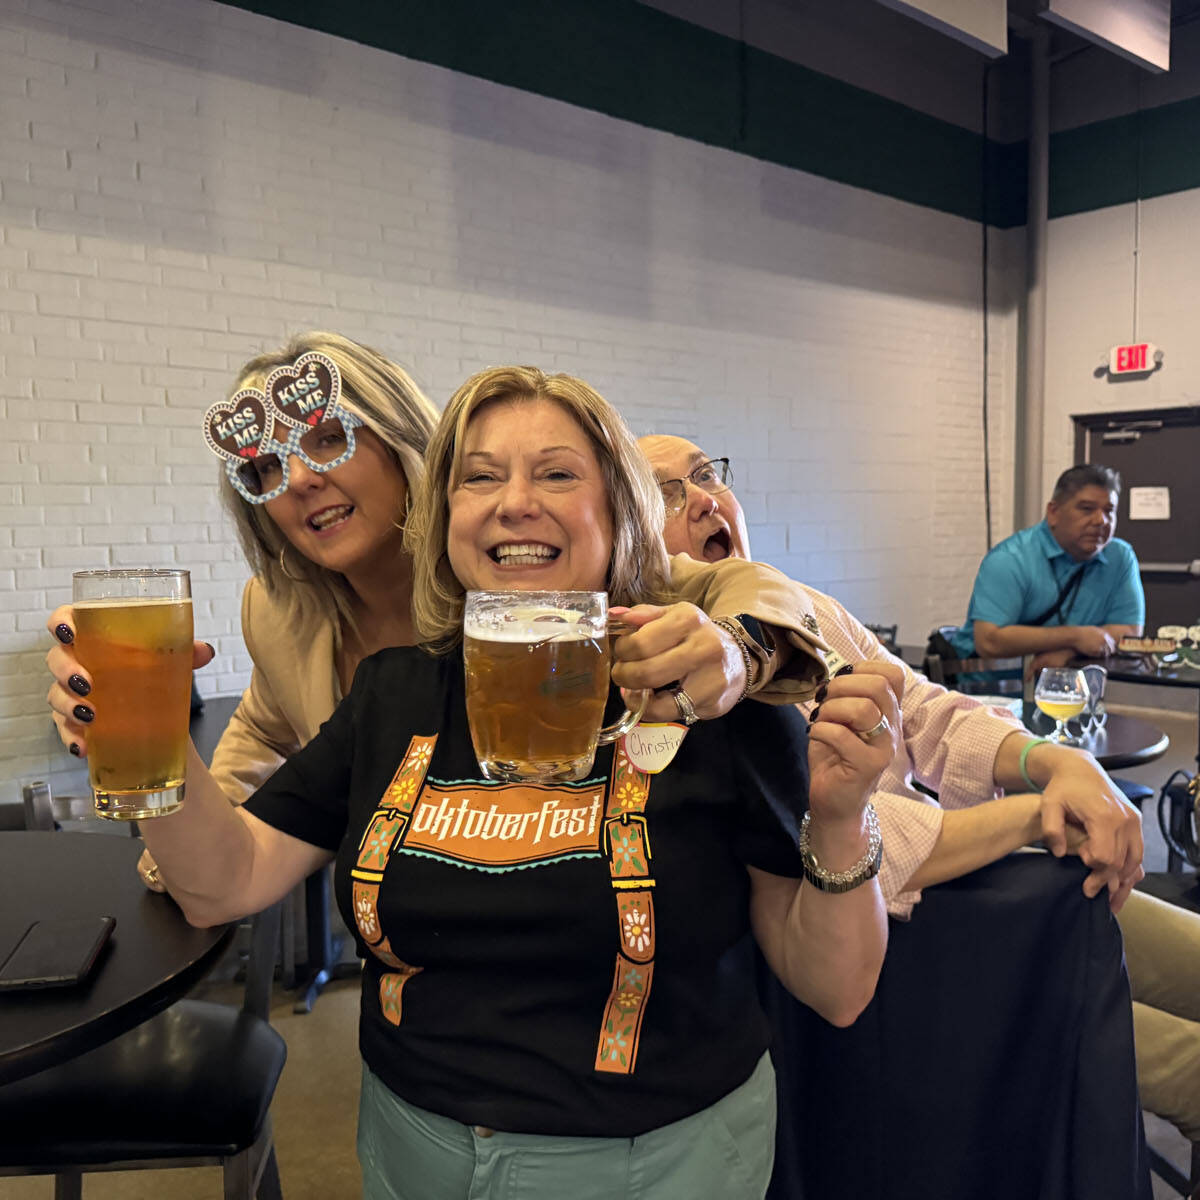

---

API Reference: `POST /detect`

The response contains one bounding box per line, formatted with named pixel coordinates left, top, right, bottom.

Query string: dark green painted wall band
left=222, top=0, right=1199, bottom=226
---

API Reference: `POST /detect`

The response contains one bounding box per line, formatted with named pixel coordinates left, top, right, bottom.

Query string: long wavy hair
left=221, top=331, right=439, bottom=639
left=406, top=366, right=673, bottom=649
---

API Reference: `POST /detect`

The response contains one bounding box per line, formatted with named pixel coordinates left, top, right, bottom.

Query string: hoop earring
left=279, top=543, right=307, bottom=583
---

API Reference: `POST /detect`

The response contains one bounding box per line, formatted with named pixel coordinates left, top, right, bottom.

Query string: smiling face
left=447, top=396, right=615, bottom=593
left=639, top=434, right=750, bottom=563
left=1046, top=484, right=1118, bottom=562
left=262, top=423, right=408, bottom=582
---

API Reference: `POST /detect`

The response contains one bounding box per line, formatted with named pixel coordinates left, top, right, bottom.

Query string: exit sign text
left=1109, top=342, right=1158, bottom=374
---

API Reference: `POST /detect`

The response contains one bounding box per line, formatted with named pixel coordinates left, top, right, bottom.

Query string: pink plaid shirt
left=797, top=587, right=1026, bottom=918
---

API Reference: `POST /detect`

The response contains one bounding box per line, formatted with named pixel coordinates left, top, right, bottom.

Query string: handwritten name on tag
left=622, top=723, right=688, bottom=774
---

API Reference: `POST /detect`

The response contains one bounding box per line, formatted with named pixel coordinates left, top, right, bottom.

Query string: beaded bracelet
left=1019, top=737, right=1050, bottom=792
left=713, top=617, right=758, bottom=701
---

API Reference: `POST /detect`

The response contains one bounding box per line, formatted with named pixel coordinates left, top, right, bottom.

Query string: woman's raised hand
left=608, top=602, right=749, bottom=722
left=805, top=662, right=903, bottom=826
left=44, top=604, right=216, bottom=758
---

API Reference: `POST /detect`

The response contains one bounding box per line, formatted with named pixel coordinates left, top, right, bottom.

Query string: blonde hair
left=222, top=332, right=439, bottom=638
left=407, top=366, right=673, bottom=649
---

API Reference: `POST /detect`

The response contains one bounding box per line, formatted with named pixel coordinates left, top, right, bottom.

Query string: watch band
left=798, top=803, right=883, bottom=894
left=713, top=614, right=774, bottom=697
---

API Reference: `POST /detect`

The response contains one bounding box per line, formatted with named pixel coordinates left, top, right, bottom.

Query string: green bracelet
left=1019, top=737, right=1050, bottom=792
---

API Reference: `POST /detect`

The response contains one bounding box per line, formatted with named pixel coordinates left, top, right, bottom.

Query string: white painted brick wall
left=1045, top=191, right=1200, bottom=503
left=0, top=0, right=1017, bottom=806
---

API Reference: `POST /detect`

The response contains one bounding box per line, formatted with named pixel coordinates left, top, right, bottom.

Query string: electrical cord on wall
left=981, top=61, right=994, bottom=550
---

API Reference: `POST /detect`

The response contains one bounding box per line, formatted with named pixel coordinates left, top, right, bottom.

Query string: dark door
left=1073, top=407, right=1200, bottom=634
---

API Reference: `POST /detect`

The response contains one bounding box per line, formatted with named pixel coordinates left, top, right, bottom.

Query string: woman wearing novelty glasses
left=47, top=333, right=838, bottom=894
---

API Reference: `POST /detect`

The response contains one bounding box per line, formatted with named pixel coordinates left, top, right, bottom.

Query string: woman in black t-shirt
left=129, top=366, right=897, bottom=1199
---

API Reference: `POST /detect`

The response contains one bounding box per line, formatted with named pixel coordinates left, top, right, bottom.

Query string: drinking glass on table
left=463, top=590, right=648, bottom=783
left=1079, top=663, right=1108, bottom=736
left=72, top=568, right=193, bottom=820
left=1034, top=666, right=1088, bottom=745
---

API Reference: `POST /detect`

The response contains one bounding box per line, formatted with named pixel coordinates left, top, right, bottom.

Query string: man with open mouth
left=639, top=434, right=1195, bottom=1199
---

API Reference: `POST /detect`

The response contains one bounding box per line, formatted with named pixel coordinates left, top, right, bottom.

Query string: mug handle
left=597, top=688, right=650, bottom=745
left=598, top=618, right=648, bottom=743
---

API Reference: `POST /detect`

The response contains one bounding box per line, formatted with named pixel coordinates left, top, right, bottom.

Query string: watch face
left=734, top=614, right=771, bottom=655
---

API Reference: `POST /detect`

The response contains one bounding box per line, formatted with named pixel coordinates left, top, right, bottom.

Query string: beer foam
left=465, top=606, right=600, bottom=642
left=74, top=597, right=193, bottom=610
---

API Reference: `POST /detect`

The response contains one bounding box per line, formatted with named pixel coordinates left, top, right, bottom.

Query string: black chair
left=0, top=901, right=286, bottom=1199
left=922, top=634, right=1026, bottom=696
left=763, top=852, right=1151, bottom=1200
left=864, top=622, right=899, bottom=656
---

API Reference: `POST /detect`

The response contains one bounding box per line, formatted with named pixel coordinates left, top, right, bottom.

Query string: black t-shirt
left=244, top=646, right=809, bottom=1137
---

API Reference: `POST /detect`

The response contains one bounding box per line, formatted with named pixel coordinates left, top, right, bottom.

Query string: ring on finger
left=858, top=714, right=892, bottom=743
left=673, top=686, right=700, bottom=727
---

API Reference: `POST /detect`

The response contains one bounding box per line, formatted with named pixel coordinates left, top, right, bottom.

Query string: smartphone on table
left=0, top=916, right=116, bottom=992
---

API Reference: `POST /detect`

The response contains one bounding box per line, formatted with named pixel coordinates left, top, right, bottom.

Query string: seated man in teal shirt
left=953, top=464, right=1144, bottom=673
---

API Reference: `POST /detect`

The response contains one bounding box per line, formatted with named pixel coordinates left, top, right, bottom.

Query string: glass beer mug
left=72, top=568, right=193, bottom=819
left=463, top=590, right=648, bottom=783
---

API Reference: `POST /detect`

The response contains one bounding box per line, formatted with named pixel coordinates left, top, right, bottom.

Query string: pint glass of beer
left=464, top=591, right=647, bottom=783
left=72, top=568, right=193, bottom=820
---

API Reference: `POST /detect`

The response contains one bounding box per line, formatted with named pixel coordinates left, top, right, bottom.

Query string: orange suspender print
left=594, top=739, right=656, bottom=1075
left=350, top=734, right=438, bottom=1026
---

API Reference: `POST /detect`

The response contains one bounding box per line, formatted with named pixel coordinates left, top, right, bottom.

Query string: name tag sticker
left=622, top=723, right=688, bottom=774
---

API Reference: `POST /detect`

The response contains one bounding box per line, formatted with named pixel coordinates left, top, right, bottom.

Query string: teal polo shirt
left=952, top=520, right=1144, bottom=657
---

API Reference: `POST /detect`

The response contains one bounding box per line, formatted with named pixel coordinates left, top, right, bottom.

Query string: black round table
left=0, top=832, right=234, bottom=1086
left=1021, top=705, right=1170, bottom=770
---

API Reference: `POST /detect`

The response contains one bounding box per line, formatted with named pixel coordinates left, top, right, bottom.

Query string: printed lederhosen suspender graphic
left=350, top=733, right=438, bottom=1027
left=594, top=739, right=656, bottom=1074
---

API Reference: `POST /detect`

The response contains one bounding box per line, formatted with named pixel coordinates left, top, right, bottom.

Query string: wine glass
left=1034, top=667, right=1088, bottom=745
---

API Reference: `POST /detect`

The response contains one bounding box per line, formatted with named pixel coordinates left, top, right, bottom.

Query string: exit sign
left=1109, top=342, right=1158, bottom=374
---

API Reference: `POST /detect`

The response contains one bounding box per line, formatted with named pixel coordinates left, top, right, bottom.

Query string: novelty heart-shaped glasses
left=202, top=352, right=364, bottom=504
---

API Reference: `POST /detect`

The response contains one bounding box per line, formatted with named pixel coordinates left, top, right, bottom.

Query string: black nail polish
left=835, top=664, right=855, bottom=677
left=68, top=674, right=91, bottom=697
left=73, top=704, right=94, bottom=723
left=814, top=682, right=829, bottom=703
left=55, top=623, right=74, bottom=644
left=809, top=705, right=822, bottom=722
left=69, top=742, right=81, bottom=757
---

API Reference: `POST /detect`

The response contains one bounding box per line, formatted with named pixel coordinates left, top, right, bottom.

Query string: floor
left=1, top=705, right=1196, bottom=1200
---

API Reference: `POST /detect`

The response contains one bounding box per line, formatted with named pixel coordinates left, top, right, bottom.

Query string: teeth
left=495, top=543, right=556, bottom=560
left=310, top=506, right=352, bottom=530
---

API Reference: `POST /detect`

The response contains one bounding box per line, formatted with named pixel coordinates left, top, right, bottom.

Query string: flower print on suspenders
left=594, top=739, right=658, bottom=1075
left=350, top=734, right=438, bottom=1025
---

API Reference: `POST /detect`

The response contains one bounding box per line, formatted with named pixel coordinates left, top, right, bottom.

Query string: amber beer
left=72, top=569, right=193, bottom=820
left=463, top=591, right=646, bottom=783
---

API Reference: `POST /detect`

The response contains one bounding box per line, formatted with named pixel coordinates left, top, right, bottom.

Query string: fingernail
left=204, top=642, right=215, bottom=655
left=68, top=674, right=91, bottom=697
left=73, top=704, right=94, bottom=723
left=55, top=623, right=74, bottom=644
left=835, top=664, right=854, bottom=677
left=814, top=682, right=829, bottom=702
left=810, top=704, right=822, bottom=722
left=69, top=742, right=81, bottom=757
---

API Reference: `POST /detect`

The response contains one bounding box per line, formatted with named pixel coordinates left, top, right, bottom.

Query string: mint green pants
left=357, top=1054, right=776, bottom=1200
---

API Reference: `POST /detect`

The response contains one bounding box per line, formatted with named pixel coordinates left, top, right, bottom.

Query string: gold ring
left=858, top=715, right=892, bottom=743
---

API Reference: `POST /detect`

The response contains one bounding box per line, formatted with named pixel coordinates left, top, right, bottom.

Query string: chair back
left=864, top=622, right=899, bottom=655
left=922, top=625, right=1025, bottom=695
left=762, top=853, right=1151, bottom=1200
